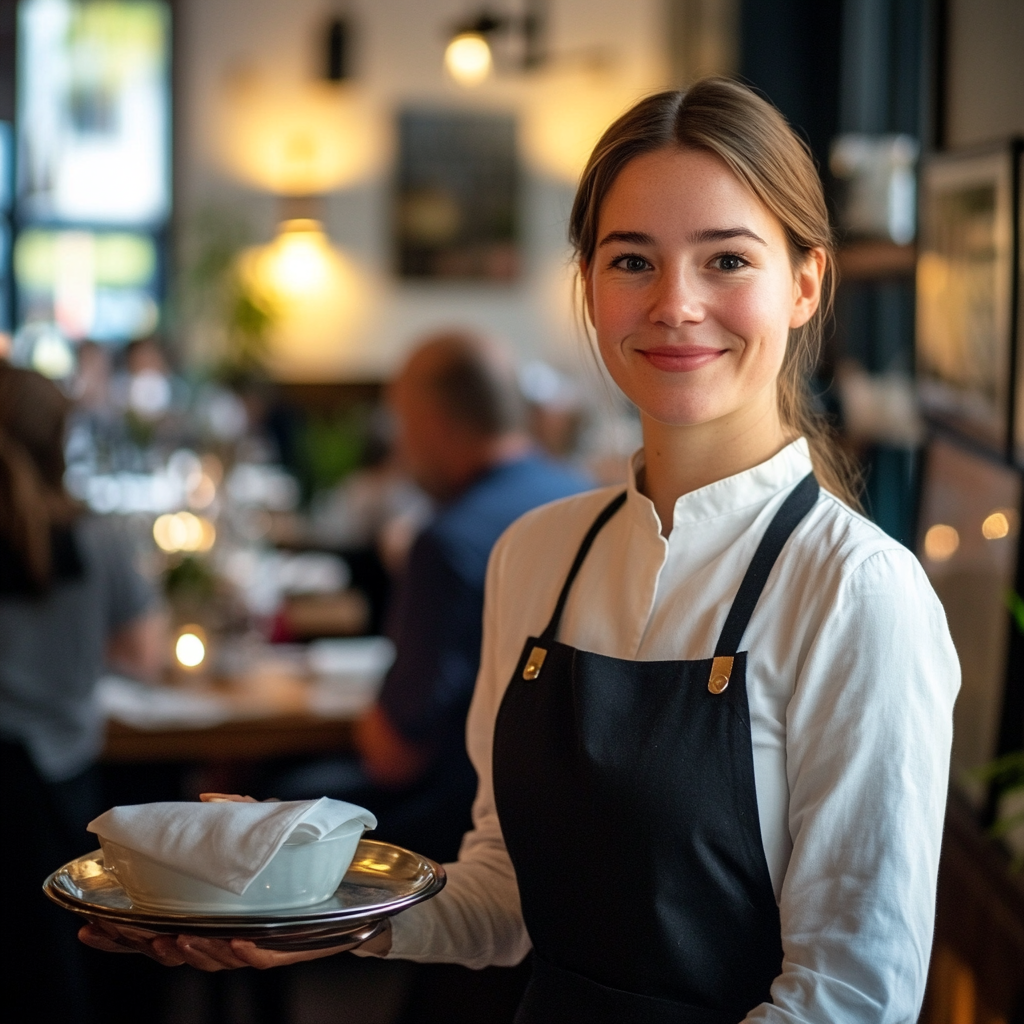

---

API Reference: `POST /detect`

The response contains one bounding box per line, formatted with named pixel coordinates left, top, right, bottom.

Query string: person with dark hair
left=0, top=364, right=164, bottom=1022
left=83, top=81, right=958, bottom=1024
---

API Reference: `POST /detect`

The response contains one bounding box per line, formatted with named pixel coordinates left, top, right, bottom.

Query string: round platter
left=44, top=839, right=445, bottom=950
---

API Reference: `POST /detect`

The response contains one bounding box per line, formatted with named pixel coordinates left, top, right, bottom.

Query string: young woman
left=83, top=79, right=959, bottom=1023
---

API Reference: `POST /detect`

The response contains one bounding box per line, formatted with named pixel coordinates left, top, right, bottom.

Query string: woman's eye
left=714, top=254, right=747, bottom=271
left=614, top=255, right=651, bottom=272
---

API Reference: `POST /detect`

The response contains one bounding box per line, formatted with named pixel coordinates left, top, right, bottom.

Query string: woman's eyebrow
left=689, top=226, right=767, bottom=245
left=597, top=230, right=655, bottom=248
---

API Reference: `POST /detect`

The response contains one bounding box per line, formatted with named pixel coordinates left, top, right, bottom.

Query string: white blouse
left=372, top=438, right=960, bottom=1024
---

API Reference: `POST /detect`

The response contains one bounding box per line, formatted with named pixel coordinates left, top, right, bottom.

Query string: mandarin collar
left=624, top=438, right=814, bottom=531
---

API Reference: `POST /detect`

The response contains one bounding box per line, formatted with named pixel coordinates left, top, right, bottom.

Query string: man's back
left=377, top=454, right=591, bottom=860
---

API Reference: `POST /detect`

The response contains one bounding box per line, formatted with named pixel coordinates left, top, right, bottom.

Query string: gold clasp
left=522, top=646, right=548, bottom=680
left=708, top=655, right=733, bottom=694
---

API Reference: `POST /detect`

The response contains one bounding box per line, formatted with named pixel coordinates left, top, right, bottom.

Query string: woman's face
left=583, top=146, right=823, bottom=431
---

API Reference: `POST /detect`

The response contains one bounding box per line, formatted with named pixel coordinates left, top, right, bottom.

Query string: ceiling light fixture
left=443, top=1, right=547, bottom=87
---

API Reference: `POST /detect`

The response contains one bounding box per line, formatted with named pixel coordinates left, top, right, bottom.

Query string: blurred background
left=0, top=1, right=1022, bottom=1022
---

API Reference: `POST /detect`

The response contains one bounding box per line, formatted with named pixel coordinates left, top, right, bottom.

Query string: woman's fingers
left=228, top=938, right=363, bottom=970
left=79, top=923, right=186, bottom=965
left=144, top=935, right=189, bottom=967
left=175, top=935, right=254, bottom=971
left=78, top=922, right=376, bottom=971
left=78, top=923, right=136, bottom=953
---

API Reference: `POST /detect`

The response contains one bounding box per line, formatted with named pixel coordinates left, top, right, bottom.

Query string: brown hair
left=0, top=364, right=81, bottom=591
left=569, top=77, right=860, bottom=507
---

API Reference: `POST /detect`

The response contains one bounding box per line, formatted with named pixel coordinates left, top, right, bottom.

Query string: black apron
left=493, top=473, right=819, bottom=1024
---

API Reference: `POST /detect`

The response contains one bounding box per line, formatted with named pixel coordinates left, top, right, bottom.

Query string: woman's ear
left=789, top=247, right=827, bottom=329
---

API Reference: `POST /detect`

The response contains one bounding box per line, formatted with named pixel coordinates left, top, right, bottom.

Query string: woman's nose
left=648, top=269, right=703, bottom=328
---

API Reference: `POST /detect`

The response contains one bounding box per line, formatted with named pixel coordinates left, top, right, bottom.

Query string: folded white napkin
left=88, top=798, right=376, bottom=895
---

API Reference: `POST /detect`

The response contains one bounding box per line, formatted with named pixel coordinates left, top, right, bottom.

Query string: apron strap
left=539, top=491, right=628, bottom=643
left=713, top=472, right=819, bottom=657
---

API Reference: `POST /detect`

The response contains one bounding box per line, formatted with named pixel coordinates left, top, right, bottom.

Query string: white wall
left=175, top=0, right=671, bottom=380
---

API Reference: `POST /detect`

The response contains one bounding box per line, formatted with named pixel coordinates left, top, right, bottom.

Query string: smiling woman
left=79, top=79, right=959, bottom=1024
left=571, top=80, right=853, bottom=514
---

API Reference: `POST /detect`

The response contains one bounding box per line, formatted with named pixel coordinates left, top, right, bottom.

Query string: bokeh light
left=981, top=510, right=1014, bottom=540
left=924, top=524, right=959, bottom=561
left=153, top=511, right=216, bottom=553
left=175, top=629, right=206, bottom=669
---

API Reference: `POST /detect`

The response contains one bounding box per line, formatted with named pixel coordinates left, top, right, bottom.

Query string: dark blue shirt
left=379, top=454, right=591, bottom=769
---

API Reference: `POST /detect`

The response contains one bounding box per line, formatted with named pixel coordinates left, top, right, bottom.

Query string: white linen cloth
left=89, top=798, right=376, bottom=895
left=367, top=438, right=960, bottom=1024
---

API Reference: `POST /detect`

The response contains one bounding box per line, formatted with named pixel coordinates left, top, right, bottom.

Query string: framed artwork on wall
left=916, top=141, right=1023, bottom=459
left=394, top=109, right=519, bottom=282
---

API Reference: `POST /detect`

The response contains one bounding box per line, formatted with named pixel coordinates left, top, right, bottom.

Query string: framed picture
left=916, top=435, right=1023, bottom=801
left=395, top=109, right=519, bottom=282
left=916, top=141, right=1022, bottom=457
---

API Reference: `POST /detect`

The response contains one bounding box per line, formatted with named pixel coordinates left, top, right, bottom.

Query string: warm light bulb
left=175, top=630, right=206, bottom=669
left=924, top=524, right=959, bottom=561
left=445, top=32, right=492, bottom=86
left=254, top=219, right=334, bottom=300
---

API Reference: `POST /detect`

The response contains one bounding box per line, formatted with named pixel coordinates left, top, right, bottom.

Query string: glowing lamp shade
left=216, top=77, right=382, bottom=195
left=444, top=33, right=493, bottom=87
left=239, top=220, right=369, bottom=380
left=175, top=628, right=207, bottom=670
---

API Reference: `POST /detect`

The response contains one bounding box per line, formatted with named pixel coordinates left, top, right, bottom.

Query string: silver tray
left=44, top=839, right=445, bottom=950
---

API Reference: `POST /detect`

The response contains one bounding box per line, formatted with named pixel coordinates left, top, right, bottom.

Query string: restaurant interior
left=0, top=0, right=1022, bottom=1022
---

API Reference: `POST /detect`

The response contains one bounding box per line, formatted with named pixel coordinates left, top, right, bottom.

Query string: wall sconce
left=216, top=74, right=382, bottom=195
left=444, top=1, right=547, bottom=87
left=238, top=212, right=369, bottom=380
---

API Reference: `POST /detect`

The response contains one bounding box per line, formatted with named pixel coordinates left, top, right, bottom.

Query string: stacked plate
left=45, top=839, right=445, bottom=951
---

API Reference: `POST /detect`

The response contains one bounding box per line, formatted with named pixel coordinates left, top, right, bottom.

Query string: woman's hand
left=78, top=918, right=393, bottom=971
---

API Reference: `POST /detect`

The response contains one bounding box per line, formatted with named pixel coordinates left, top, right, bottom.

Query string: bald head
left=390, top=331, right=530, bottom=500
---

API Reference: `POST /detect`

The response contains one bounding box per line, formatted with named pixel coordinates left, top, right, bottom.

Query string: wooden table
left=103, top=714, right=355, bottom=762
left=99, top=669, right=362, bottom=763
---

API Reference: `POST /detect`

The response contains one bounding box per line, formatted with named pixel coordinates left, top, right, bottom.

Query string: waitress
left=83, top=78, right=959, bottom=1023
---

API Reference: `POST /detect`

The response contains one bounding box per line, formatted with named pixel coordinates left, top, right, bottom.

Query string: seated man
left=279, top=332, right=590, bottom=863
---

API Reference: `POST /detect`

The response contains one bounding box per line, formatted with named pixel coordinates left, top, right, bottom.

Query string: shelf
left=836, top=240, right=917, bottom=281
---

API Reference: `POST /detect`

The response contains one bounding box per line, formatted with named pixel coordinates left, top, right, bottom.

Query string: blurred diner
left=0, top=364, right=165, bottom=1023
left=270, top=331, right=590, bottom=864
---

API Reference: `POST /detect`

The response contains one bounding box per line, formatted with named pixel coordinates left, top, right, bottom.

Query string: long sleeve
left=747, top=548, right=959, bottom=1022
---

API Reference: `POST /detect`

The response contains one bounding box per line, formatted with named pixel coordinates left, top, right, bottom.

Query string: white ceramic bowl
left=99, top=819, right=366, bottom=914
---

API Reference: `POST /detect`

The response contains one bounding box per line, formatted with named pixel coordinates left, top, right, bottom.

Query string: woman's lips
left=637, top=346, right=726, bottom=372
